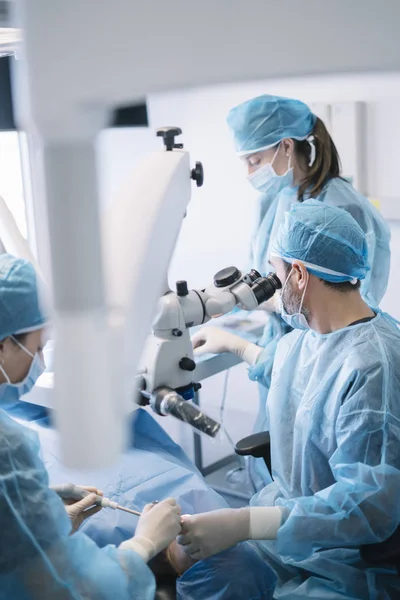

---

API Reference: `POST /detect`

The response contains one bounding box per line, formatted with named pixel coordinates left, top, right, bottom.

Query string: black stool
left=235, top=431, right=272, bottom=473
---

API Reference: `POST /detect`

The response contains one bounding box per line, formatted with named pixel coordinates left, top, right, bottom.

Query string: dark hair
left=294, top=117, right=341, bottom=201
left=283, top=261, right=361, bottom=293
left=321, top=279, right=361, bottom=293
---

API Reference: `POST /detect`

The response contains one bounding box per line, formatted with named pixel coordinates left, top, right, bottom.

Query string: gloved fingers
left=180, top=514, right=193, bottom=526
left=179, top=524, right=188, bottom=534
left=158, top=498, right=181, bottom=515
left=178, top=521, right=189, bottom=536
left=187, top=549, right=203, bottom=561
left=176, top=521, right=196, bottom=546
left=80, top=504, right=102, bottom=521
left=159, top=497, right=177, bottom=507
left=79, top=485, right=103, bottom=496
left=181, top=541, right=199, bottom=555
left=193, top=344, right=212, bottom=356
left=176, top=533, right=191, bottom=546
left=179, top=514, right=195, bottom=534
left=71, top=493, right=98, bottom=513
left=141, top=503, right=154, bottom=515
left=181, top=542, right=203, bottom=559
left=191, top=329, right=208, bottom=350
left=142, top=497, right=180, bottom=516
left=141, top=500, right=161, bottom=514
left=172, top=517, right=184, bottom=537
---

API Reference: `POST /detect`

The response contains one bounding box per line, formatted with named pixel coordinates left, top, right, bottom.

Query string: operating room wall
left=98, top=72, right=400, bottom=469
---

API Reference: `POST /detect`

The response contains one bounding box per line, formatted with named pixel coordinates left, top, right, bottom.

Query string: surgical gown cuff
left=242, top=343, right=263, bottom=366
left=119, top=536, right=156, bottom=563
left=249, top=507, right=284, bottom=540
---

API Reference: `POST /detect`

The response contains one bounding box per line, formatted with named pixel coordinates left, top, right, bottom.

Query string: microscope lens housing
left=250, top=272, right=282, bottom=304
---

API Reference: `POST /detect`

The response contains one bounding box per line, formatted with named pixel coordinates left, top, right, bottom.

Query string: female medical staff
left=226, top=94, right=391, bottom=487
left=0, top=254, right=182, bottom=599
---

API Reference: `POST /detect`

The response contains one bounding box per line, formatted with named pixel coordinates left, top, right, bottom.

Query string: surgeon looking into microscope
left=182, top=200, right=400, bottom=600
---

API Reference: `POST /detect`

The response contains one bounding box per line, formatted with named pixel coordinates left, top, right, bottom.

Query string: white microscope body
left=139, top=257, right=281, bottom=415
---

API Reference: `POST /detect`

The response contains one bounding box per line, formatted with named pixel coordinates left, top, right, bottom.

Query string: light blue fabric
left=22, top=408, right=229, bottom=538
left=0, top=407, right=156, bottom=600
left=227, top=95, right=316, bottom=156
left=0, top=254, right=47, bottom=339
left=271, top=198, right=369, bottom=283
left=250, top=311, right=400, bottom=599
left=177, top=543, right=277, bottom=600
left=246, top=177, right=391, bottom=489
left=10, top=405, right=276, bottom=599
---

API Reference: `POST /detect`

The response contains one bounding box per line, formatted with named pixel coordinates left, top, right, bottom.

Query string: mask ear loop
left=271, top=143, right=282, bottom=168
left=11, top=335, right=35, bottom=359
left=288, top=261, right=309, bottom=315
left=0, top=362, right=11, bottom=384
left=281, top=267, right=294, bottom=301
left=298, top=270, right=309, bottom=315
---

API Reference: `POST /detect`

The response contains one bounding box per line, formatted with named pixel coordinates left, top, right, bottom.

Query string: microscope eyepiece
left=251, top=272, right=282, bottom=305
left=242, top=269, right=262, bottom=285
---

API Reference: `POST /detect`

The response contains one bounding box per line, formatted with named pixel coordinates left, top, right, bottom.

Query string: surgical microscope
left=137, top=129, right=282, bottom=439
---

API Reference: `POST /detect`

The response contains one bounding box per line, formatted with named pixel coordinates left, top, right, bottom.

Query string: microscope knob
left=157, top=127, right=183, bottom=151
left=191, top=161, right=204, bottom=187
left=214, top=266, right=241, bottom=288
left=179, top=357, right=196, bottom=372
left=176, top=280, right=189, bottom=296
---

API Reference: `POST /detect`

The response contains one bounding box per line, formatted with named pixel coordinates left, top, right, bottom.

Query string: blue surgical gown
left=250, top=311, right=400, bottom=599
left=10, top=405, right=276, bottom=600
left=247, top=177, right=391, bottom=488
left=0, top=407, right=156, bottom=600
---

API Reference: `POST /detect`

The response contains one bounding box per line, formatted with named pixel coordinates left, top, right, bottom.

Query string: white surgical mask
left=248, top=144, right=294, bottom=195
left=0, top=336, right=45, bottom=402
left=278, top=268, right=310, bottom=330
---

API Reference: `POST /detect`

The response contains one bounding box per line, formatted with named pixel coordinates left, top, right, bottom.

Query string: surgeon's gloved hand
left=120, top=498, right=182, bottom=563
left=177, top=506, right=284, bottom=560
left=63, top=486, right=103, bottom=534
left=177, top=508, right=251, bottom=560
left=192, top=327, right=262, bottom=366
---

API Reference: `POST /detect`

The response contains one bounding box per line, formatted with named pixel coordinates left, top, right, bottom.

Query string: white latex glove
left=120, top=498, right=182, bottom=563
left=177, top=508, right=250, bottom=560
left=63, top=486, right=103, bottom=534
left=192, top=327, right=262, bottom=366
left=177, top=506, right=283, bottom=560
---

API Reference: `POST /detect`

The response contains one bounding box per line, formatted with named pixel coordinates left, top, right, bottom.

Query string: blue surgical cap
left=227, top=94, right=317, bottom=156
left=0, top=254, right=47, bottom=340
left=271, top=199, right=370, bottom=283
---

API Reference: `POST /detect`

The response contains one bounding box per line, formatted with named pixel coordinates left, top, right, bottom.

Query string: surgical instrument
left=52, top=483, right=142, bottom=516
